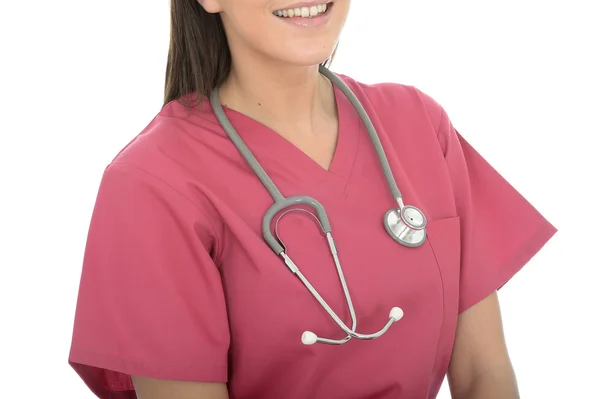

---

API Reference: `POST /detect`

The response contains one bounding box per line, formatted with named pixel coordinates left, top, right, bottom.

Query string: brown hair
left=163, top=0, right=336, bottom=108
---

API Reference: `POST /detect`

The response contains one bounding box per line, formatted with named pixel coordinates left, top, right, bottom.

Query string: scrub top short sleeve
left=432, top=97, right=557, bottom=312
left=68, top=163, right=230, bottom=397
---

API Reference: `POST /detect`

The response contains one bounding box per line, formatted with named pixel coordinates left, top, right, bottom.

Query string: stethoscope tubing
left=210, top=64, right=418, bottom=345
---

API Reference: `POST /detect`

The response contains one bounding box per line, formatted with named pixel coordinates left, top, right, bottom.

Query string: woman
left=68, top=0, right=556, bottom=398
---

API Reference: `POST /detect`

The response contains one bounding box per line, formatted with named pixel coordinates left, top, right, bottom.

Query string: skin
left=448, top=291, right=520, bottom=399
left=133, top=0, right=520, bottom=397
left=206, top=0, right=350, bottom=170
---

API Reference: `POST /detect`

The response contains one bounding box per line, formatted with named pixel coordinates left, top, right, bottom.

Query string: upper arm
left=132, top=377, right=228, bottom=399
left=415, top=87, right=557, bottom=311
left=68, top=163, right=230, bottom=398
left=439, top=121, right=557, bottom=313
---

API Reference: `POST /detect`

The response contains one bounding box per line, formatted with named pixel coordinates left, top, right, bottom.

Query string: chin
left=272, top=45, right=337, bottom=67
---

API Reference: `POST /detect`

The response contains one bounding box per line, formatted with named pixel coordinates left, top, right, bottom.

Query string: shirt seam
left=70, top=346, right=229, bottom=370
left=109, top=161, right=224, bottom=264
left=412, top=87, right=445, bottom=154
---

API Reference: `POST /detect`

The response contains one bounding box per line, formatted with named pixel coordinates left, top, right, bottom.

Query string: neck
left=218, top=53, right=335, bottom=134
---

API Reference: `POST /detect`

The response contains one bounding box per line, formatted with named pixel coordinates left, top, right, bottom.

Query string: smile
left=272, top=3, right=332, bottom=19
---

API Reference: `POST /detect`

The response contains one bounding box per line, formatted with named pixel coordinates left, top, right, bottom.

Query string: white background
left=0, top=0, right=598, bottom=398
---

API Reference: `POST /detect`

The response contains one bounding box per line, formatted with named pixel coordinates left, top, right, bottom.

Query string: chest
left=272, top=118, right=340, bottom=171
left=208, top=105, right=462, bottom=343
left=192, top=101, right=463, bottom=397
left=217, top=185, right=461, bottom=398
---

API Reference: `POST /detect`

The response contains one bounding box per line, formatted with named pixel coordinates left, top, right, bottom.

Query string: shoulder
left=336, top=72, right=453, bottom=152
left=106, top=98, right=225, bottom=185
left=94, top=97, right=232, bottom=229
left=338, top=73, right=445, bottom=127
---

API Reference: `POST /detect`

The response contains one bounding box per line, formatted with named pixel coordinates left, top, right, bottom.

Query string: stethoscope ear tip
left=302, top=331, right=318, bottom=345
left=389, top=307, right=404, bottom=322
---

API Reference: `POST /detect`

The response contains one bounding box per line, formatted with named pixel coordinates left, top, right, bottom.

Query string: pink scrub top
left=68, top=74, right=557, bottom=399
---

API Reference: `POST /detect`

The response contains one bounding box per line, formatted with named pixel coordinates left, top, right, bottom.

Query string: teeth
left=273, top=3, right=329, bottom=18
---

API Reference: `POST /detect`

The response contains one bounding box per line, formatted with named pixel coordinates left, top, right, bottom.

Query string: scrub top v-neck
left=216, top=82, right=361, bottom=196
left=68, top=73, right=556, bottom=399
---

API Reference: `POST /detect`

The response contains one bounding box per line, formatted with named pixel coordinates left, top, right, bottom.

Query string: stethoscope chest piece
left=384, top=205, right=427, bottom=248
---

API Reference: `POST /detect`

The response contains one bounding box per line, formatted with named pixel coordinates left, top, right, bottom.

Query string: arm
left=68, top=164, right=231, bottom=397
left=447, top=291, right=520, bottom=399
left=413, top=85, right=555, bottom=399
left=132, top=376, right=229, bottom=399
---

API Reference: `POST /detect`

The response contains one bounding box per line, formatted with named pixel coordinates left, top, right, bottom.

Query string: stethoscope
left=210, top=64, right=428, bottom=346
